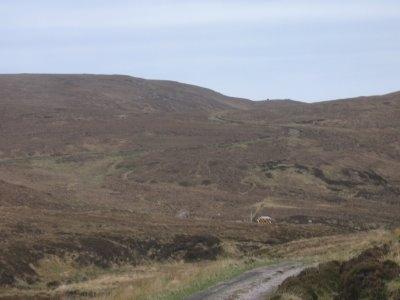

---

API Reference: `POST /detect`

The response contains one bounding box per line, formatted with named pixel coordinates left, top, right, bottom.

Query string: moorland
left=0, top=74, right=399, bottom=299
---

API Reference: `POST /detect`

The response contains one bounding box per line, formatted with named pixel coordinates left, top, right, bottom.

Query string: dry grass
left=96, top=259, right=246, bottom=300
left=34, top=255, right=104, bottom=288
left=0, top=230, right=395, bottom=299
left=386, top=228, right=400, bottom=264
left=387, top=233, right=400, bottom=299
left=34, top=231, right=393, bottom=300
left=48, top=258, right=267, bottom=300
left=270, top=229, right=392, bottom=263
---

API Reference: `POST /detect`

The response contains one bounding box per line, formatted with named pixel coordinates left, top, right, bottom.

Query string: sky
left=1, top=0, right=400, bottom=102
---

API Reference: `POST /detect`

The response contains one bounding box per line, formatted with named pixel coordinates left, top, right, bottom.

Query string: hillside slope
left=0, top=74, right=250, bottom=114
left=1, top=74, right=399, bottom=220
left=0, top=74, right=399, bottom=295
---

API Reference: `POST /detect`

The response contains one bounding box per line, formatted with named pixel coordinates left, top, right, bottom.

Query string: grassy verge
left=96, top=230, right=389, bottom=300
left=269, top=229, right=393, bottom=264
left=96, top=257, right=276, bottom=300
left=0, top=230, right=392, bottom=300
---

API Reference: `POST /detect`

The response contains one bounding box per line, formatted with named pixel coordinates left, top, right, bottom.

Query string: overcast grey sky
left=1, top=0, right=399, bottom=101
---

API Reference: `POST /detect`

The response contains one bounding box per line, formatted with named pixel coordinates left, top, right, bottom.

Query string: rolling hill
left=0, top=74, right=399, bottom=296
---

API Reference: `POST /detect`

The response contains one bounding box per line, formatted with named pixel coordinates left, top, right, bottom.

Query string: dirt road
left=185, top=262, right=306, bottom=300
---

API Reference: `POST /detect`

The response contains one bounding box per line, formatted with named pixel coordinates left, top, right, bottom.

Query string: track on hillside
left=185, top=262, right=307, bottom=300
